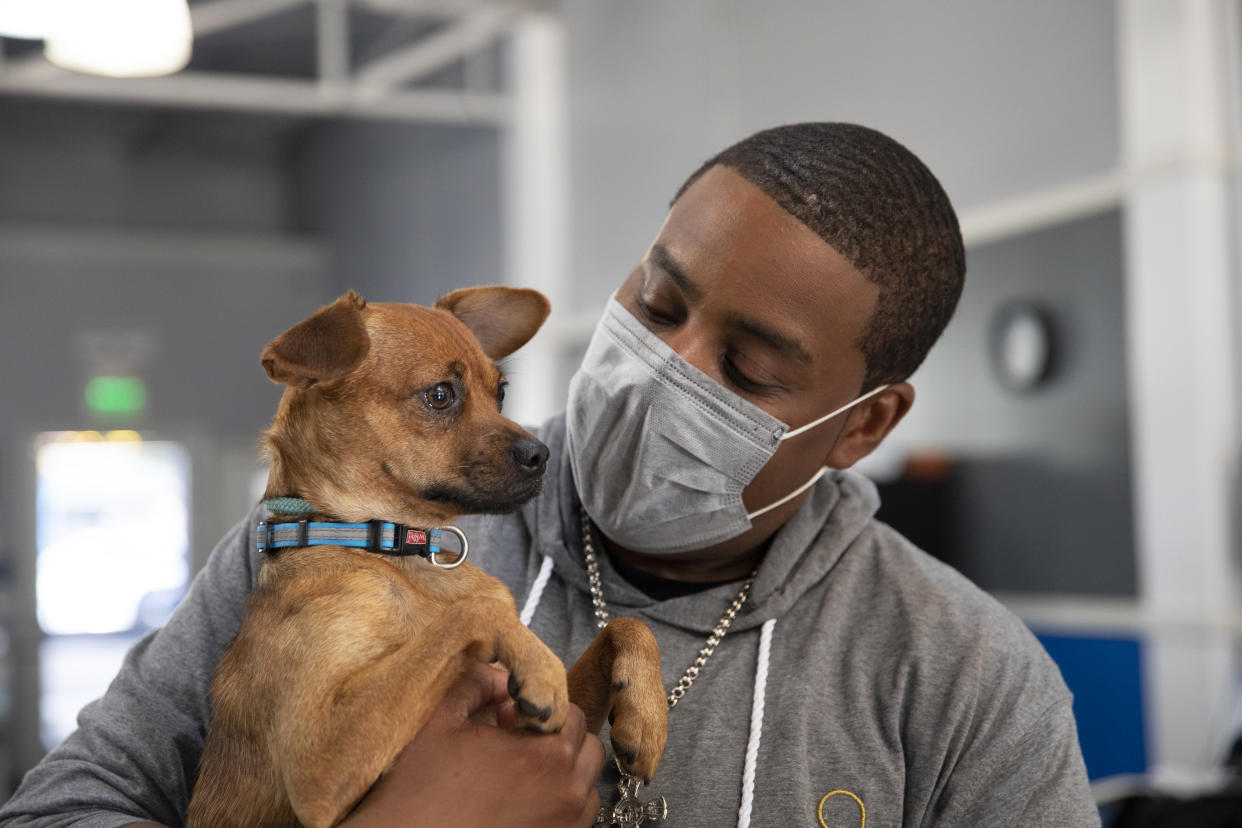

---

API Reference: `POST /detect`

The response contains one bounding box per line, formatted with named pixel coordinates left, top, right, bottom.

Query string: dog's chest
left=255, top=548, right=501, bottom=620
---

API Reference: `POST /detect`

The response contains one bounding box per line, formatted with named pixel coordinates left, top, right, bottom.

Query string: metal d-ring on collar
left=256, top=509, right=470, bottom=571
left=429, top=525, right=469, bottom=569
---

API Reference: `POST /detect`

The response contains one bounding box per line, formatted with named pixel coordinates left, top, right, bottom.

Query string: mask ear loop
left=747, top=384, right=892, bottom=521
left=746, top=466, right=831, bottom=521
left=779, top=384, right=890, bottom=441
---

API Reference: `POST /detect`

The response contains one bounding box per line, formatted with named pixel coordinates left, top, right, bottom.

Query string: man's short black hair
left=674, top=122, right=966, bottom=390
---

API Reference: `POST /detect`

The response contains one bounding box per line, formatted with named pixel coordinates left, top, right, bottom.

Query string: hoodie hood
left=519, top=413, right=882, bottom=635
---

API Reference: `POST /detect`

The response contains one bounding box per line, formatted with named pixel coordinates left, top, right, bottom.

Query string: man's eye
left=424, top=382, right=456, bottom=410
left=636, top=297, right=678, bottom=326
left=497, top=381, right=508, bottom=411
left=723, top=357, right=777, bottom=395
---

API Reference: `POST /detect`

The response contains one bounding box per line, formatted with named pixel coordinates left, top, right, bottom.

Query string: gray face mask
left=566, top=298, right=888, bottom=556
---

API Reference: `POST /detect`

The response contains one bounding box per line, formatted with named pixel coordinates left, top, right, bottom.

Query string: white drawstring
left=519, top=555, right=554, bottom=626
left=523, top=551, right=776, bottom=827
left=738, top=618, right=776, bottom=828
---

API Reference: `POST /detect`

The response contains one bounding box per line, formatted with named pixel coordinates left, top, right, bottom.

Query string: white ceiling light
left=44, top=0, right=193, bottom=78
left=0, top=0, right=71, bottom=39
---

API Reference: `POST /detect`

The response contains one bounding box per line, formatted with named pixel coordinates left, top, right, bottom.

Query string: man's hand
left=340, top=662, right=606, bottom=828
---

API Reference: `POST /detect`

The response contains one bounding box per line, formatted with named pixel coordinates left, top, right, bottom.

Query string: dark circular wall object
left=989, top=300, right=1058, bottom=393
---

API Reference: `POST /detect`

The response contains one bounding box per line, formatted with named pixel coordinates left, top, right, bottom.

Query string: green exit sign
left=85, top=376, right=147, bottom=416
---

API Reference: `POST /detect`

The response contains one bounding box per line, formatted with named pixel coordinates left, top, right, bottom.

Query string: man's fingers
left=478, top=663, right=514, bottom=707
left=575, top=786, right=602, bottom=828
left=580, top=732, right=606, bottom=789
left=564, top=706, right=605, bottom=821
left=443, top=662, right=512, bottom=724
left=560, top=702, right=587, bottom=748
left=493, top=698, right=518, bottom=729
left=560, top=704, right=606, bottom=789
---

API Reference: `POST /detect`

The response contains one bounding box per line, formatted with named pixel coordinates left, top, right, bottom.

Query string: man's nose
left=660, top=326, right=720, bottom=384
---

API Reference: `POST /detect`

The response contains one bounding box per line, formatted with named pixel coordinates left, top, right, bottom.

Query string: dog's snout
left=512, top=438, right=550, bottom=475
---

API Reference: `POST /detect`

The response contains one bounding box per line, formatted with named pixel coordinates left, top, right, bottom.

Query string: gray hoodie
left=0, top=414, right=1099, bottom=827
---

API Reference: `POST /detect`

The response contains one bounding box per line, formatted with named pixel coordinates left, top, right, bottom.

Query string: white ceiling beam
left=354, top=6, right=511, bottom=92
left=0, top=70, right=508, bottom=124
left=354, top=0, right=511, bottom=17
left=957, top=169, right=1126, bottom=248
left=192, top=0, right=312, bottom=39
left=0, top=53, right=64, bottom=82
left=0, top=222, right=327, bottom=270
left=0, top=0, right=519, bottom=126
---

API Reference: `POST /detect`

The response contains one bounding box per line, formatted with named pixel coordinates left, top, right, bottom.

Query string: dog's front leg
left=489, top=609, right=573, bottom=734
left=277, top=596, right=568, bottom=828
left=567, top=617, right=667, bottom=782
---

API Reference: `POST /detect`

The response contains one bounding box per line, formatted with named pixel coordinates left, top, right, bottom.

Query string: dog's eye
left=424, top=382, right=456, bottom=410
left=497, top=381, right=508, bottom=411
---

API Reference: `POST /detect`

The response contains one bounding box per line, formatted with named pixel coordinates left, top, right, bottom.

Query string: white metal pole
left=501, top=11, right=570, bottom=428
left=1118, top=0, right=1242, bottom=773
left=316, top=0, right=350, bottom=92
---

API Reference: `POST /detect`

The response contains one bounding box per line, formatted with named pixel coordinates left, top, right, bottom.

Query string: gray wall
left=296, top=122, right=503, bottom=305
left=908, top=212, right=1135, bottom=595
left=902, top=212, right=1130, bottom=462
left=0, top=101, right=294, bottom=231
left=0, top=102, right=332, bottom=556
left=562, top=0, right=1119, bottom=311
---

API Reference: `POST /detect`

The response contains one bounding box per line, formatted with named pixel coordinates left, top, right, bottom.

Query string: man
left=0, top=123, right=1099, bottom=827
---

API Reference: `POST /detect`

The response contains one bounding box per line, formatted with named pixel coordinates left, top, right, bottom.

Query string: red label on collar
left=405, top=529, right=427, bottom=546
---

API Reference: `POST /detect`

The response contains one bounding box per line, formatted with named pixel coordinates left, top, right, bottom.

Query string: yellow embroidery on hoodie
left=818, top=789, right=865, bottom=828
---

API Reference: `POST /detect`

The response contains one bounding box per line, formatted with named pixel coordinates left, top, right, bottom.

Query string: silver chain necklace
left=581, top=509, right=756, bottom=827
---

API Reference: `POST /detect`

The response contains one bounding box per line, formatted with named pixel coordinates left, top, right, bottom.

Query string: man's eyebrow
left=648, top=244, right=702, bottom=301
left=725, top=312, right=814, bottom=365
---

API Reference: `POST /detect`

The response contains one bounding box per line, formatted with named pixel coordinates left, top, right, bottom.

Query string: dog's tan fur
left=186, top=289, right=666, bottom=828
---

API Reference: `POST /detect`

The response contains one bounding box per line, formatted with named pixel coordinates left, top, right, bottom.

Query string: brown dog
left=186, top=288, right=666, bottom=827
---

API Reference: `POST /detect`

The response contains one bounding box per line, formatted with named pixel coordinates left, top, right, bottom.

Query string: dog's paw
left=506, top=659, right=569, bottom=734
left=607, top=654, right=667, bottom=783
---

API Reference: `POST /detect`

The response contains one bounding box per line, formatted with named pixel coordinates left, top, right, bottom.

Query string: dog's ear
left=436, top=286, right=551, bottom=360
left=261, top=291, right=371, bottom=389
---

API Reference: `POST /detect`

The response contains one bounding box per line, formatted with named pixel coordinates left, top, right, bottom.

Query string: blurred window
left=34, top=431, right=190, bottom=749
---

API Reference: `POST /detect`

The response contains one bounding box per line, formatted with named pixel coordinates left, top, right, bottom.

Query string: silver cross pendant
left=596, top=770, right=668, bottom=827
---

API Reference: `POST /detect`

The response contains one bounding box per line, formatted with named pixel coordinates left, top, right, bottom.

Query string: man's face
left=614, top=164, right=884, bottom=564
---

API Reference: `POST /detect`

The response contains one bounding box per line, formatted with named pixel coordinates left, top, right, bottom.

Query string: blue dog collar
left=255, top=516, right=469, bottom=570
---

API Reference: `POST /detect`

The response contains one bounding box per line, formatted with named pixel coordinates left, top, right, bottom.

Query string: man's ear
left=435, top=286, right=551, bottom=360
left=824, top=383, right=915, bottom=469
left=261, top=291, right=370, bottom=389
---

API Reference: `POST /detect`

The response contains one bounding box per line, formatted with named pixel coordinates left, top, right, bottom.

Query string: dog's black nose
left=512, top=438, right=550, bottom=475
